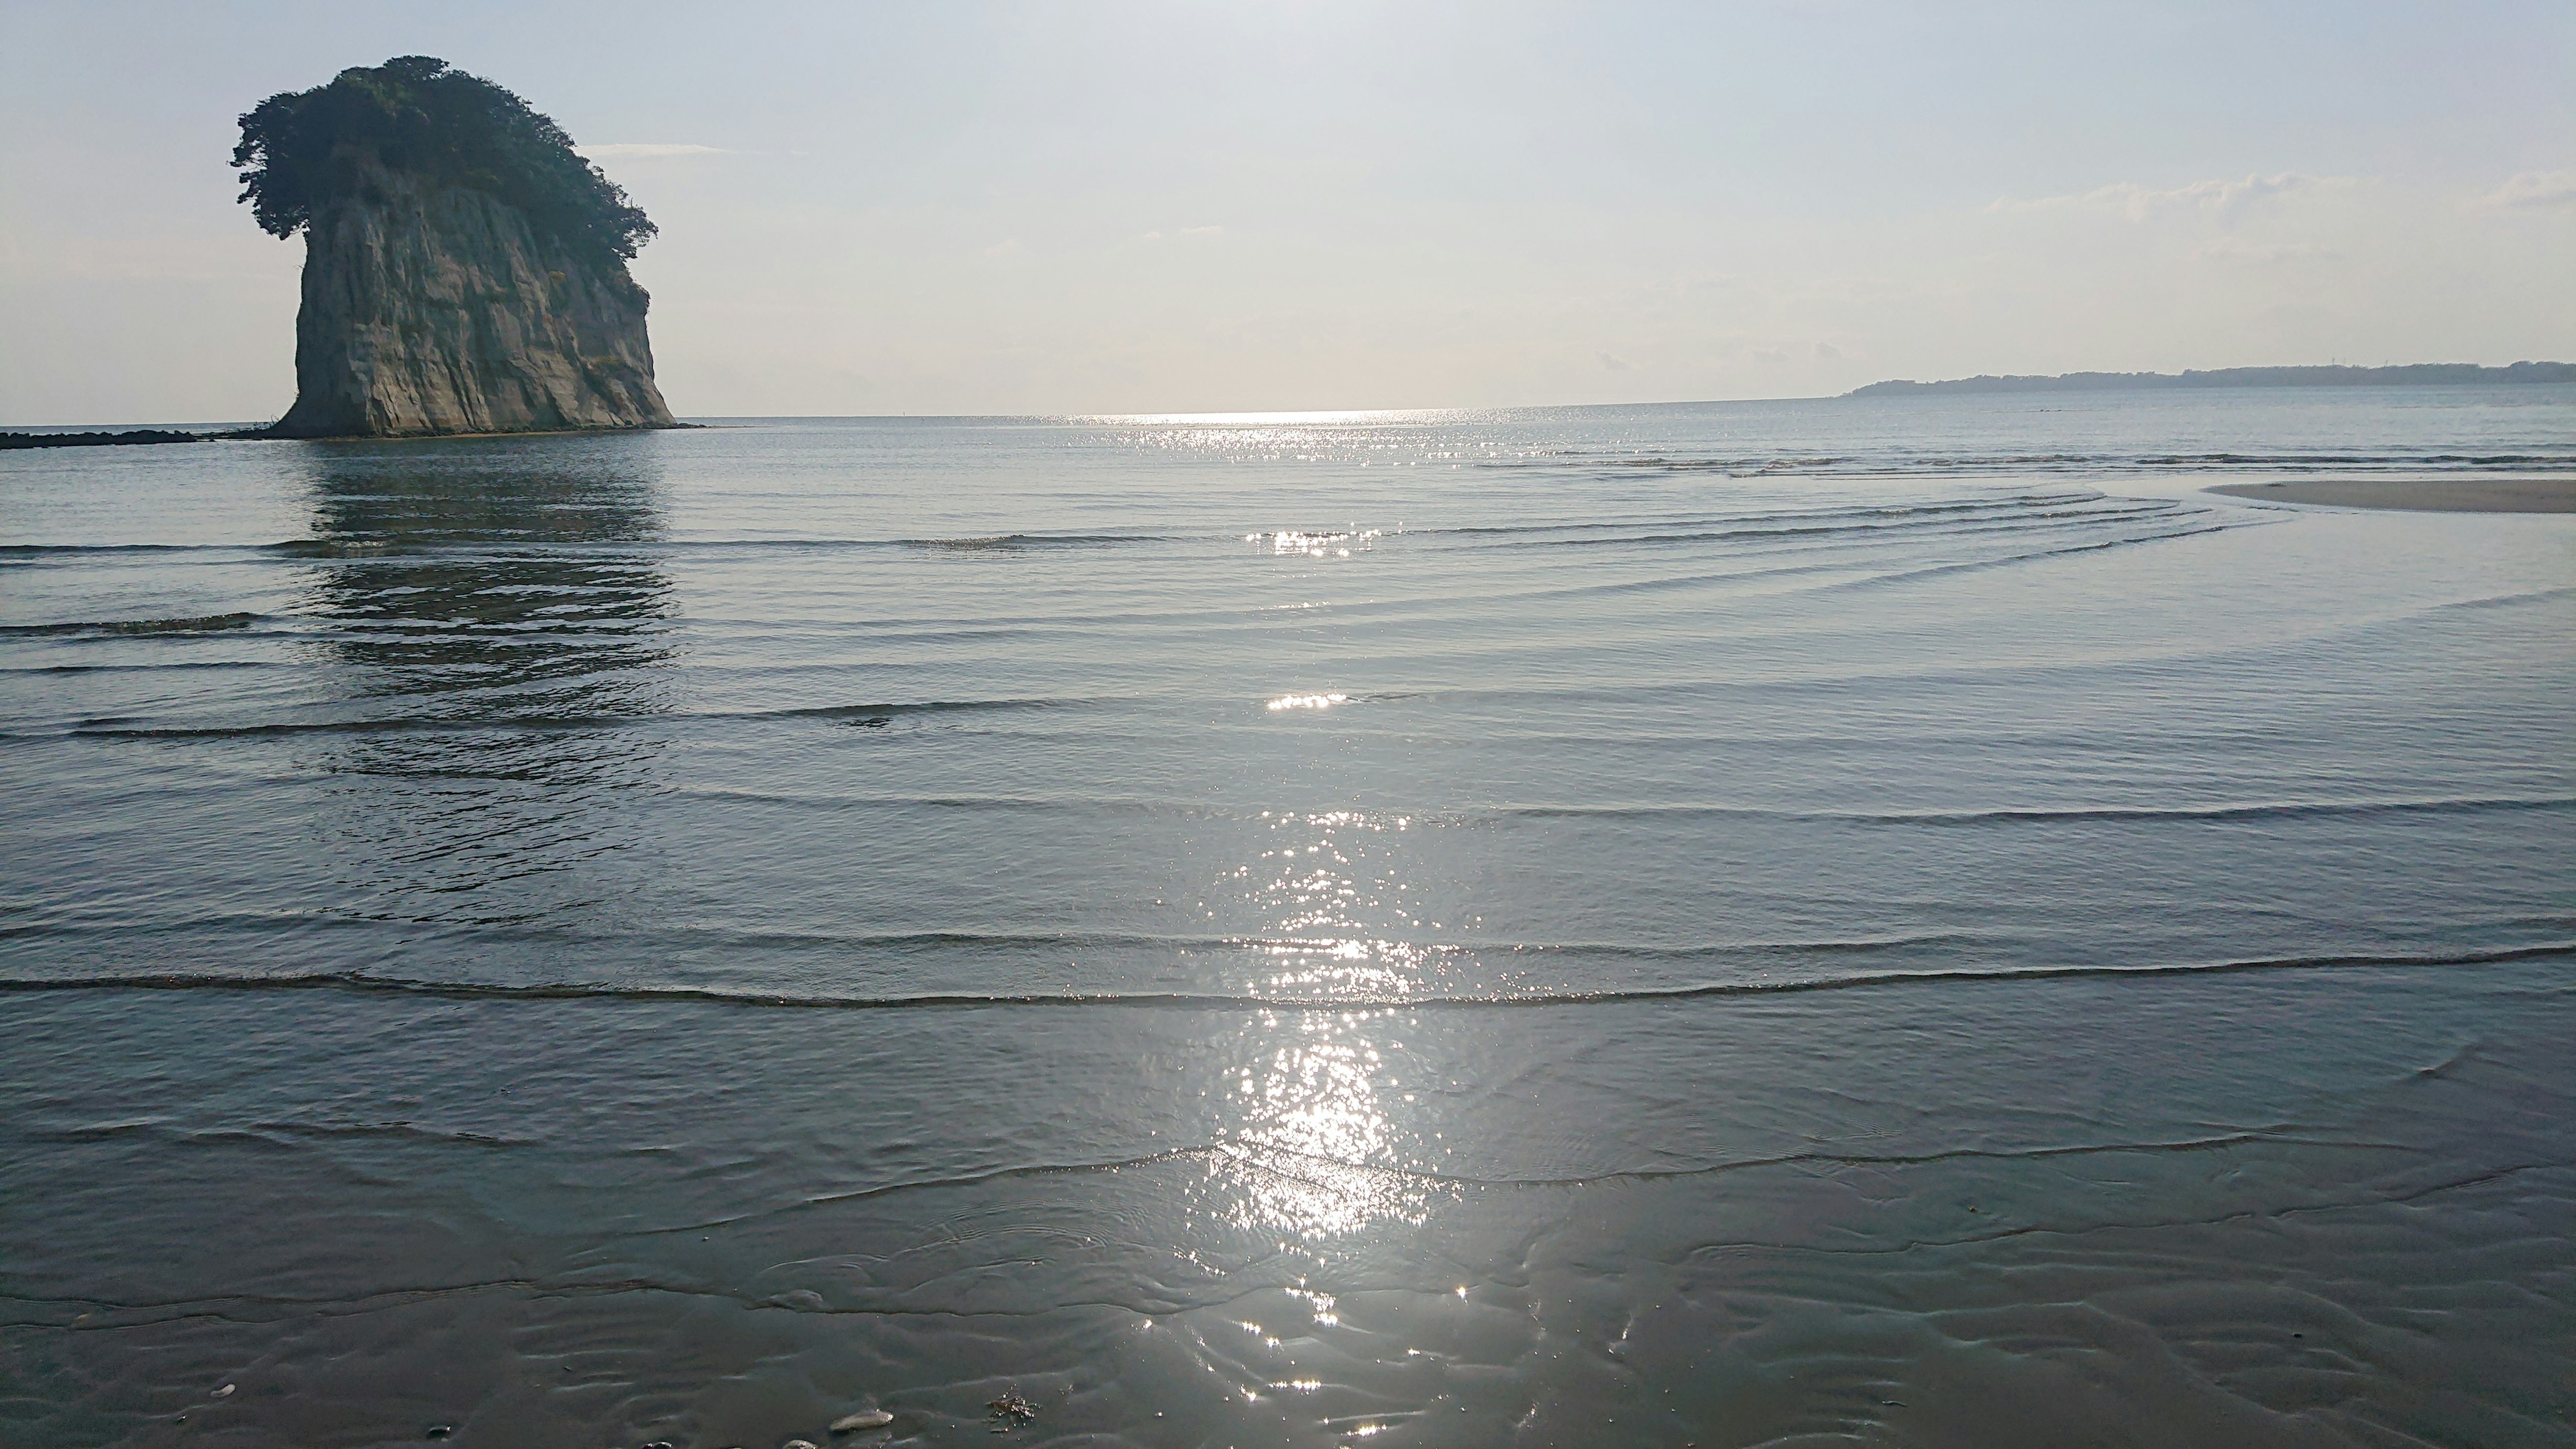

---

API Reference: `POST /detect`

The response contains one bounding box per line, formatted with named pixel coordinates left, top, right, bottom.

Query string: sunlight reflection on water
left=1250, top=527, right=1382, bottom=557
left=1225, top=808, right=1434, bottom=998
left=1205, top=800, right=1447, bottom=1238
left=1213, top=1026, right=1432, bottom=1238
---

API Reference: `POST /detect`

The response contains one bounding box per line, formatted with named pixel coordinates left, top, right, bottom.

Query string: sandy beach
left=2209, top=477, right=2576, bottom=513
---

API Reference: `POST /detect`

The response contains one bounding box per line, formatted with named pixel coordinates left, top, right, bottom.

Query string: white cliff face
left=274, top=168, right=674, bottom=437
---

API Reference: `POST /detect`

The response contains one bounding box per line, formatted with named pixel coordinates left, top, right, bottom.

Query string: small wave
left=902, top=532, right=1177, bottom=551
left=1, top=660, right=294, bottom=676
left=266, top=539, right=396, bottom=558
left=29, top=696, right=1076, bottom=741
left=1485, top=502, right=2184, bottom=552
left=0, top=918, right=1974, bottom=959
left=3, top=942, right=2564, bottom=1012
left=0, top=543, right=216, bottom=559
left=616, top=790, right=2574, bottom=827
left=0, top=612, right=260, bottom=638
left=770, top=1127, right=2326, bottom=1218
left=1813, top=521, right=2251, bottom=591
left=1387, top=520, right=2231, bottom=614
left=1474, top=447, right=2576, bottom=478
left=1497, top=795, right=2576, bottom=826
left=28, top=1117, right=533, bottom=1149
left=9, top=534, right=1191, bottom=566
left=629, top=1125, right=2391, bottom=1241
left=1427, top=492, right=2113, bottom=540
left=1584, top=453, right=2116, bottom=476
left=662, top=788, right=1218, bottom=814
left=765, top=697, right=1067, bottom=722
left=274, top=533, right=1182, bottom=559
left=2420, top=585, right=2576, bottom=615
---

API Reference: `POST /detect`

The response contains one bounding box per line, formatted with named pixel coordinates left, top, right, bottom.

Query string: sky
left=2, top=1, right=2571, bottom=423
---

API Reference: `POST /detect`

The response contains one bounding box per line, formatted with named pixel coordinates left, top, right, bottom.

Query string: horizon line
left=11, top=360, right=2571, bottom=433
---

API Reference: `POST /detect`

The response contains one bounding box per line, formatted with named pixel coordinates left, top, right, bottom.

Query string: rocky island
left=234, top=56, right=676, bottom=438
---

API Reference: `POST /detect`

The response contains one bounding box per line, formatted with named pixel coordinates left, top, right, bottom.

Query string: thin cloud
left=2473, top=170, right=2576, bottom=211
left=577, top=143, right=730, bottom=159
left=1597, top=351, right=1632, bottom=372
left=1996, top=171, right=2354, bottom=221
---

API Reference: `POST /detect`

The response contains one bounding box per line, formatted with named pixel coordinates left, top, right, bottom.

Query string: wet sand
left=9, top=962, right=2573, bottom=1448
left=2208, top=476, right=2576, bottom=512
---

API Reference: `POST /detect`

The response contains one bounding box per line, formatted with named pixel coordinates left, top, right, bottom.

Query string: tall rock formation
left=277, top=166, right=674, bottom=437
left=236, top=56, right=676, bottom=439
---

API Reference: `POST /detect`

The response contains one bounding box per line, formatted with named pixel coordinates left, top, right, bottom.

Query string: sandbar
left=2208, top=477, right=2576, bottom=513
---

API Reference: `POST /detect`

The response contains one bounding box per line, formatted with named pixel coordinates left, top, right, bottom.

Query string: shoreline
left=2206, top=477, right=2576, bottom=514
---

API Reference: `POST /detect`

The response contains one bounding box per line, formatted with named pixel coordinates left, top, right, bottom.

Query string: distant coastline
left=1847, top=361, right=2576, bottom=398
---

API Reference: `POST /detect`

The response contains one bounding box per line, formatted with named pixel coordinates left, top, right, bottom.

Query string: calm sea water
left=3, top=388, right=2572, bottom=1448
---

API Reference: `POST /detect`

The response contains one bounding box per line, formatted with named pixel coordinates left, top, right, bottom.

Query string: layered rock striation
left=276, top=166, right=674, bottom=437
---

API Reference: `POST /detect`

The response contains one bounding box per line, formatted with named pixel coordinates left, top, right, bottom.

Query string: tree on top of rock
left=233, top=56, right=655, bottom=264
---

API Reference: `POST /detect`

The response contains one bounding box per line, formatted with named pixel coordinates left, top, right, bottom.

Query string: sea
left=3, top=386, right=2572, bottom=1448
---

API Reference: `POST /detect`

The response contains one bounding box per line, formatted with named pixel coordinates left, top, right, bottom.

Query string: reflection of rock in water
left=295, top=437, right=675, bottom=929
left=302, top=440, right=674, bottom=710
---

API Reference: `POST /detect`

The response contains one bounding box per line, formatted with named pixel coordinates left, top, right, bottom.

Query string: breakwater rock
left=0, top=429, right=205, bottom=449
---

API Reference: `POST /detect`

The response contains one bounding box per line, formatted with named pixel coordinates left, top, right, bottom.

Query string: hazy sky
left=3, top=1, right=2570, bottom=423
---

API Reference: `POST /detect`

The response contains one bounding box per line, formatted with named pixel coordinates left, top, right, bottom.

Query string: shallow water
left=3, top=388, right=2573, bottom=1447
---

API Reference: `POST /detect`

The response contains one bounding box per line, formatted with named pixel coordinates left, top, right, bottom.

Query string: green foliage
left=233, top=56, right=654, bottom=262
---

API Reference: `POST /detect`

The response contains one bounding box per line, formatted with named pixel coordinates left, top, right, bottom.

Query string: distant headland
left=232, top=56, right=676, bottom=439
left=1847, top=362, right=2576, bottom=398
